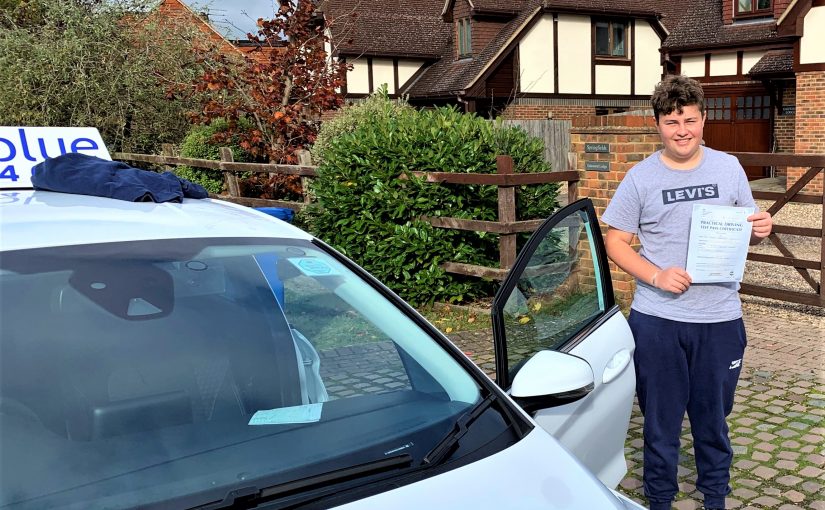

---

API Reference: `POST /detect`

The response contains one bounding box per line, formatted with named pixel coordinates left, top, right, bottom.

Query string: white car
left=0, top=187, right=641, bottom=510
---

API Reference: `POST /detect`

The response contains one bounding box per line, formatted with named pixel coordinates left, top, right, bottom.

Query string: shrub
left=175, top=121, right=252, bottom=194
left=308, top=92, right=559, bottom=306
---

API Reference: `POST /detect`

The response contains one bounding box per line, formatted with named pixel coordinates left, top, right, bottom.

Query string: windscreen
left=0, top=237, right=481, bottom=509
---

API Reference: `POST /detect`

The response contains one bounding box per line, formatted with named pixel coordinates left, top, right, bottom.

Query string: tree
left=186, top=0, right=350, bottom=165
left=0, top=0, right=207, bottom=153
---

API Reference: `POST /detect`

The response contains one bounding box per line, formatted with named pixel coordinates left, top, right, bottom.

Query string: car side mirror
left=510, top=351, right=595, bottom=414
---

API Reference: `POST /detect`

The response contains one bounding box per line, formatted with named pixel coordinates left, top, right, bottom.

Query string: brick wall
left=773, top=85, right=796, bottom=178
left=722, top=0, right=734, bottom=25
left=571, top=114, right=662, bottom=309
left=790, top=71, right=825, bottom=193
left=501, top=103, right=594, bottom=120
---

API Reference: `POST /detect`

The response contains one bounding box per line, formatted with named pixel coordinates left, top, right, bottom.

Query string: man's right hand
left=653, top=267, right=692, bottom=294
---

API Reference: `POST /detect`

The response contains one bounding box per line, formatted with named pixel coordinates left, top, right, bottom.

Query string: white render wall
left=595, top=65, right=631, bottom=94
left=634, top=20, right=663, bottom=94
left=519, top=14, right=555, bottom=93
left=372, top=58, right=395, bottom=93
left=801, top=6, right=825, bottom=64
left=709, top=52, right=737, bottom=76
left=347, top=59, right=370, bottom=94
left=680, top=54, right=705, bottom=77
left=742, top=51, right=765, bottom=73
left=557, top=14, right=591, bottom=93
left=397, top=60, right=425, bottom=88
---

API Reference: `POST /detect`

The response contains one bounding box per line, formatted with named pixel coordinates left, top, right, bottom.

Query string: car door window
left=493, top=199, right=613, bottom=387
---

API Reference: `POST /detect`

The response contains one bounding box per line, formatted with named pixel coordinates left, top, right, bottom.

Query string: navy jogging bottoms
left=628, top=310, right=747, bottom=510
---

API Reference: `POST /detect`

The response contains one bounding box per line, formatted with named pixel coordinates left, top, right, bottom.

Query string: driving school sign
left=0, top=127, right=111, bottom=189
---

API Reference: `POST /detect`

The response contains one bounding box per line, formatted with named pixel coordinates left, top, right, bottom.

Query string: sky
left=185, top=0, right=280, bottom=40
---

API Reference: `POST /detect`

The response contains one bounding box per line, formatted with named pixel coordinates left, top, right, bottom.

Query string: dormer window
left=595, top=20, right=627, bottom=58
left=457, top=18, right=471, bottom=58
left=736, top=0, right=771, bottom=17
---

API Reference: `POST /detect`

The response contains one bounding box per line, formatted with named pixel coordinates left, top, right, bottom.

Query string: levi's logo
left=662, top=184, right=718, bottom=204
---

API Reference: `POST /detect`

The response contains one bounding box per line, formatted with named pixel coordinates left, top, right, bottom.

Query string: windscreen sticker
left=288, top=257, right=339, bottom=277
left=248, top=403, right=323, bottom=425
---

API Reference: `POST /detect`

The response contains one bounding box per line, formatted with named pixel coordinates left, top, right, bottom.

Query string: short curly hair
left=650, top=74, right=705, bottom=122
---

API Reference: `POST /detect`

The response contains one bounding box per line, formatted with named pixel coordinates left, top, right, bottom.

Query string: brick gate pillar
left=571, top=114, right=661, bottom=310
left=789, top=71, right=825, bottom=193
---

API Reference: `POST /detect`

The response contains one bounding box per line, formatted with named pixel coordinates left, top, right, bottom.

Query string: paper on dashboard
left=685, top=204, right=754, bottom=283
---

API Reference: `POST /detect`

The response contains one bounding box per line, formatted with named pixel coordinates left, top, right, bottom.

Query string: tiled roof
left=749, top=49, right=793, bottom=75
left=473, top=0, right=528, bottom=13
left=407, top=1, right=542, bottom=97
left=662, top=0, right=778, bottom=50
left=321, top=0, right=450, bottom=58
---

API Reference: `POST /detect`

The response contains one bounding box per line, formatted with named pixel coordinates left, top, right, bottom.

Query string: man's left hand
left=748, top=211, right=772, bottom=243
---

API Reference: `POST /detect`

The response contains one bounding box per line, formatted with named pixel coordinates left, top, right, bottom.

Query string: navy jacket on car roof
left=31, top=153, right=208, bottom=203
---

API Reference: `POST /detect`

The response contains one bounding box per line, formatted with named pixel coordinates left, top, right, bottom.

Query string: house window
left=457, top=18, right=472, bottom=57
left=736, top=95, right=771, bottom=120
left=736, top=0, right=771, bottom=16
left=595, top=21, right=627, bottom=58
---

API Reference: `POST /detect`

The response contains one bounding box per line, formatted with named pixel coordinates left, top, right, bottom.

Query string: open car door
left=492, top=198, right=636, bottom=488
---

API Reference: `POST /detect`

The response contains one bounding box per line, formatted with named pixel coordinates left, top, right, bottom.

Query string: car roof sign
left=0, top=127, right=111, bottom=189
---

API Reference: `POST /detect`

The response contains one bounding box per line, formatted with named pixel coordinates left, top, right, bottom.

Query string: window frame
left=457, top=17, right=472, bottom=58
left=593, top=19, right=628, bottom=60
left=735, top=0, right=772, bottom=18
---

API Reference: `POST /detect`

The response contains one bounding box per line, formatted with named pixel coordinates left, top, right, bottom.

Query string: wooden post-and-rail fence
left=114, top=148, right=580, bottom=281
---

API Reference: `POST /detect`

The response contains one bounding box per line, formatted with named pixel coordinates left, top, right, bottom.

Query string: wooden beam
left=498, top=155, right=517, bottom=270
left=441, top=261, right=509, bottom=280
left=751, top=191, right=823, bottom=205
left=767, top=233, right=819, bottom=292
left=766, top=167, right=823, bottom=217
left=407, top=170, right=579, bottom=186
left=209, top=194, right=306, bottom=210
left=747, top=252, right=821, bottom=270
left=729, top=153, right=825, bottom=167
left=771, top=225, right=823, bottom=237
left=423, top=216, right=544, bottom=234
left=739, top=283, right=824, bottom=307
left=220, top=147, right=241, bottom=197
left=113, top=152, right=318, bottom=176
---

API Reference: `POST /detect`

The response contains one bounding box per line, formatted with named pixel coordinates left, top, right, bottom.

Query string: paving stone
left=620, top=477, right=642, bottom=490
left=752, top=451, right=773, bottom=462
left=755, top=431, right=778, bottom=441
left=798, top=465, right=823, bottom=477
left=732, top=445, right=748, bottom=455
left=755, top=441, right=778, bottom=452
left=672, top=500, right=698, bottom=510
left=752, top=465, right=778, bottom=479
left=725, top=497, right=743, bottom=509
left=776, top=428, right=800, bottom=438
left=752, top=495, right=782, bottom=507
left=732, top=436, right=755, bottom=445
left=800, top=480, right=822, bottom=494
left=734, top=459, right=758, bottom=470
left=811, top=500, right=825, bottom=510
left=805, top=453, right=825, bottom=465
left=777, top=450, right=801, bottom=461
left=776, top=474, right=803, bottom=486
left=780, top=439, right=801, bottom=448
left=782, top=489, right=806, bottom=503
left=774, top=459, right=798, bottom=470
left=732, top=487, right=758, bottom=500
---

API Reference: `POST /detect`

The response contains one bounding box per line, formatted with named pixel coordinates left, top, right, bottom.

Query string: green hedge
left=307, top=92, right=560, bottom=306
left=174, top=121, right=252, bottom=194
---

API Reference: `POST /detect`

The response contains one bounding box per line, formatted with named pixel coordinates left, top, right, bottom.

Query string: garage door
left=703, top=90, right=772, bottom=180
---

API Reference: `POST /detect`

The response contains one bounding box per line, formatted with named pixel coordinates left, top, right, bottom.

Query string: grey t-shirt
left=601, top=146, right=757, bottom=323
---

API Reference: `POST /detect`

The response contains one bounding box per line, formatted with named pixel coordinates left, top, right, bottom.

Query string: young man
left=601, top=75, right=772, bottom=510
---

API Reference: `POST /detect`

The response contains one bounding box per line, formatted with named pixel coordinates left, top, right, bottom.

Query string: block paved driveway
left=449, top=296, right=824, bottom=510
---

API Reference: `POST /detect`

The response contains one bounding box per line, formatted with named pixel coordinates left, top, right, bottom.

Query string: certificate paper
left=685, top=204, right=754, bottom=283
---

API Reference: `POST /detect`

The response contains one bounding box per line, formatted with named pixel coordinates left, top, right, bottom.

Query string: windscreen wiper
left=421, top=393, right=496, bottom=467
left=191, top=454, right=413, bottom=510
